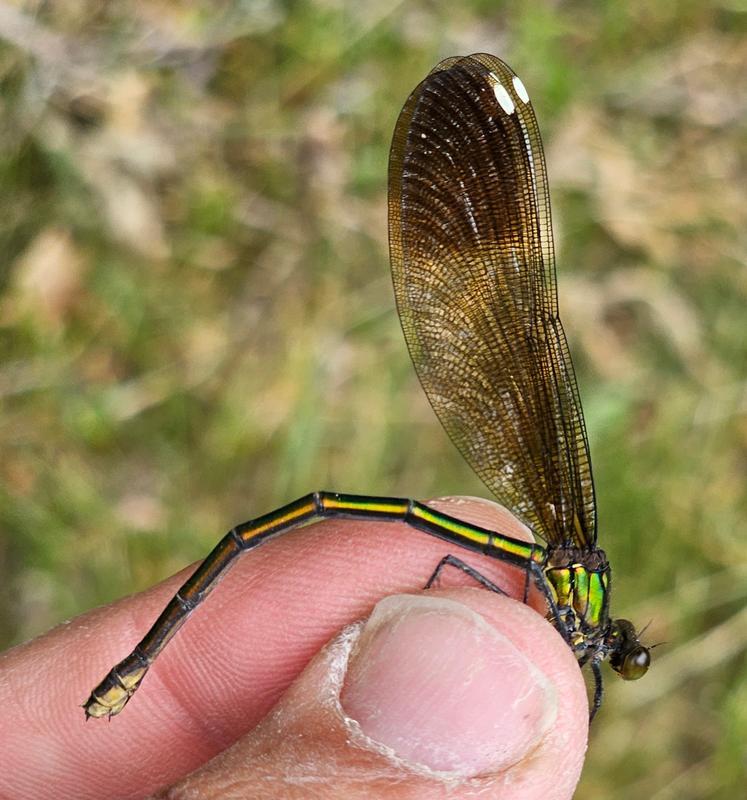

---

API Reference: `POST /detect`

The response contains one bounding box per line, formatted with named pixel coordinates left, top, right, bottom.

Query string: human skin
left=0, top=497, right=588, bottom=799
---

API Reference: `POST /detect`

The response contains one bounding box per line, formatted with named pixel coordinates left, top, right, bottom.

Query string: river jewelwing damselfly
left=84, top=53, right=650, bottom=723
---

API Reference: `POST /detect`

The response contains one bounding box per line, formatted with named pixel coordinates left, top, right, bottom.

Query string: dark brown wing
left=388, top=53, right=596, bottom=548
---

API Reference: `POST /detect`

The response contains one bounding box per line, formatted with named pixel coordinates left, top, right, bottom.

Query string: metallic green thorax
left=544, top=547, right=611, bottom=655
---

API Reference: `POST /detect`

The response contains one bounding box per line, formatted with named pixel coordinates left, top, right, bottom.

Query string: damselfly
left=84, top=53, right=650, bottom=723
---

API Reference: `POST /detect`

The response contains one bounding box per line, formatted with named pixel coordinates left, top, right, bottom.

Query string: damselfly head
left=607, top=618, right=651, bottom=681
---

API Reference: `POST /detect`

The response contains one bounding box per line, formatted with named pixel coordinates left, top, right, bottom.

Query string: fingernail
left=340, top=594, right=556, bottom=777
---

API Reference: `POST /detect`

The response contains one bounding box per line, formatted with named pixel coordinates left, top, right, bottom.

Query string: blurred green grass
left=1, top=1, right=745, bottom=797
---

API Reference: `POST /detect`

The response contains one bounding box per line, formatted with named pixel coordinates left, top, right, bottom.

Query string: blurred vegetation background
left=1, top=1, right=745, bottom=797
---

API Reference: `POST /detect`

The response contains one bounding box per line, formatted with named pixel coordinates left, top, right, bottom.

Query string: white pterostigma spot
left=512, top=75, right=529, bottom=104
left=492, top=81, right=515, bottom=115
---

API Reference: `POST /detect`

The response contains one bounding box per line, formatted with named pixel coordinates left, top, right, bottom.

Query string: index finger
left=0, top=497, right=582, bottom=799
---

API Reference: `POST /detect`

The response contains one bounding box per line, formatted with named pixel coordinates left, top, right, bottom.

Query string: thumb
left=157, top=588, right=588, bottom=800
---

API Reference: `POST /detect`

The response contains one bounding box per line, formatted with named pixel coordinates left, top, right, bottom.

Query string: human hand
left=1, top=497, right=588, bottom=799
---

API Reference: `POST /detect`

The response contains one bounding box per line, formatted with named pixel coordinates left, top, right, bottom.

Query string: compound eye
left=621, top=646, right=650, bottom=680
